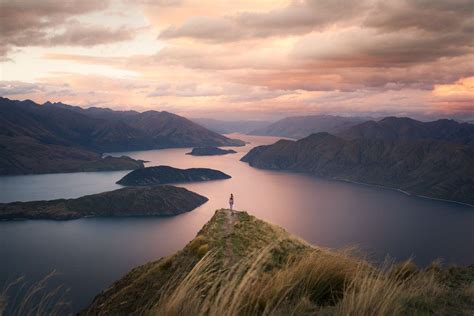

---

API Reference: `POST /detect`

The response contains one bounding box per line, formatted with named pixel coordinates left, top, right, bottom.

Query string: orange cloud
left=433, top=77, right=474, bottom=97
left=432, top=77, right=474, bottom=111
left=1, top=0, right=474, bottom=119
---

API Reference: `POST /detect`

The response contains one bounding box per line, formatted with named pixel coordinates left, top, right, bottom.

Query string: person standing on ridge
left=229, top=193, right=234, bottom=212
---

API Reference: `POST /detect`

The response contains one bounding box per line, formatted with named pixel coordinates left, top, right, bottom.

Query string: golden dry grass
left=151, top=245, right=472, bottom=316
left=1, top=271, right=71, bottom=316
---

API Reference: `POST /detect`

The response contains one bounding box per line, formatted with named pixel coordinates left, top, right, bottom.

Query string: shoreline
left=244, top=163, right=473, bottom=208
left=332, top=177, right=474, bottom=208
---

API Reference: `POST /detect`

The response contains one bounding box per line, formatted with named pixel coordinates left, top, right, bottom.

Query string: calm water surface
left=0, top=134, right=473, bottom=312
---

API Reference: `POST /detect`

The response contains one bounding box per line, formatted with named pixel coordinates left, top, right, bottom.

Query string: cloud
left=159, top=16, right=243, bottom=42
left=225, top=87, right=291, bottom=103
left=133, top=0, right=183, bottom=6
left=3, top=0, right=474, bottom=119
left=150, top=0, right=474, bottom=97
left=0, top=0, right=139, bottom=58
left=235, top=0, right=367, bottom=36
left=431, top=76, right=474, bottom=111
left=291, top=27, right=474, bottom=66
left=48, top=22, right=139, bottom=46
left=0, top=0, right=109, bottom=35
left=0, top=81, right=43, bottom=96
left=148, top=83, right=223, bottom=97
left=364, top=0, right=474, bottom=32
left=157, top=0, right=473, bottom=43
left=158, top=0, right=368, bottom=41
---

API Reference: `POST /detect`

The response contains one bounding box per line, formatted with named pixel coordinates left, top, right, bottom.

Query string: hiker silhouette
left=229, top=193, right=234, bottom=211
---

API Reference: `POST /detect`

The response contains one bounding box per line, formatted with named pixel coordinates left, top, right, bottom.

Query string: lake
left=0, top=133, right=473, bottom=312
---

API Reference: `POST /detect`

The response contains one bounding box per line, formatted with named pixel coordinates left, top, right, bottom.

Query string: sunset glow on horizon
left=1, top=0, right=473, bottom=120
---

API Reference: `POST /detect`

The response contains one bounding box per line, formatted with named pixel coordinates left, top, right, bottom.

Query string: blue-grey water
left=0, top=134, right=473, bottom=312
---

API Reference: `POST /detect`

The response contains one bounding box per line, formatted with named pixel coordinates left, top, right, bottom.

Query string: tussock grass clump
left=151, top=246, right=473, bottom=316
left=334, top=261, right=437, bottom=315
left=1, top=271, right=71, bottom=316
left=188, top=235, right=209, bottom=257
left=0, top=294, right=6, bottom=315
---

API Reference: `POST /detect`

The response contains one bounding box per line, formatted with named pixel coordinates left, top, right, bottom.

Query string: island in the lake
left=241, top=132, right=474, bottom=205
left=117, top=165, right=231, bottom=186
left=83, top=209, right=474, bottom=315
left=186, top=146, right=237, bottom=156
left=0, top=186, right=208, bottom=220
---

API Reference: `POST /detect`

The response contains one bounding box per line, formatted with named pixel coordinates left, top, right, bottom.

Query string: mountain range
left=339, top=117, right=474, bottom=148
left=249, top=115, right=369, bottom=139
left=192, top=118, right=272, bottom=134
left=242, top=117, right=474, bottom=205
left=0, top=97, right=243, bottom=175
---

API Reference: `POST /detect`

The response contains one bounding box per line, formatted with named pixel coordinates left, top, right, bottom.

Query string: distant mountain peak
left=0, top=97, right=244, bottom=175
left=249, top=115, right=367, bottom=139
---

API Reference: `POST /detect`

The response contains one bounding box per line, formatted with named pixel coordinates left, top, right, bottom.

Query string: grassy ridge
left=83, top=209, right=474, bottom=315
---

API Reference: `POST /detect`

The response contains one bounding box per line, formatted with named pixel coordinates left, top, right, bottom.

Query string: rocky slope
left=241, top=133, right=474, bottom=205
left=186, top=147, right=237, bottom=156
left=339, top=117, right=474, bottom=148
left=0, top=186, right=208, bottom=220
left=250, top=115, right=367, bottom=139
left=0, top=97, right=244, bottom=174
left=117, top=166, right=231, bottom=186
left=82, top=209, right=474, bottom=315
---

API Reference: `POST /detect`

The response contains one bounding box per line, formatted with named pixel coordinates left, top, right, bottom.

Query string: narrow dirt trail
left=222, top=209, right=238, bottom=266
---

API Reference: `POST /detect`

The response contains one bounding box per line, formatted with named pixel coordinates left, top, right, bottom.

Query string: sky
left=0, top=0, right=473, bottom=120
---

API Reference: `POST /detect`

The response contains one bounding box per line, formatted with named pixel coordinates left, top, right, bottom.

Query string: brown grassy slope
left=83, top=210, right=310, bottom=315
left=82, top=209, right=473, bottom=315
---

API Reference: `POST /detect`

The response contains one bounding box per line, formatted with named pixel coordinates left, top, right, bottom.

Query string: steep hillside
left=241, top=133, right=474, bottom=205
left=339, top=117, right=474, bottom=148
left=0, top=186, right=208, bottom=220
left=250, top=115, right=367, bottom=139
left=52, top=101, right=245, bottom=149
left=83, top=209, right=474, bottom=315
